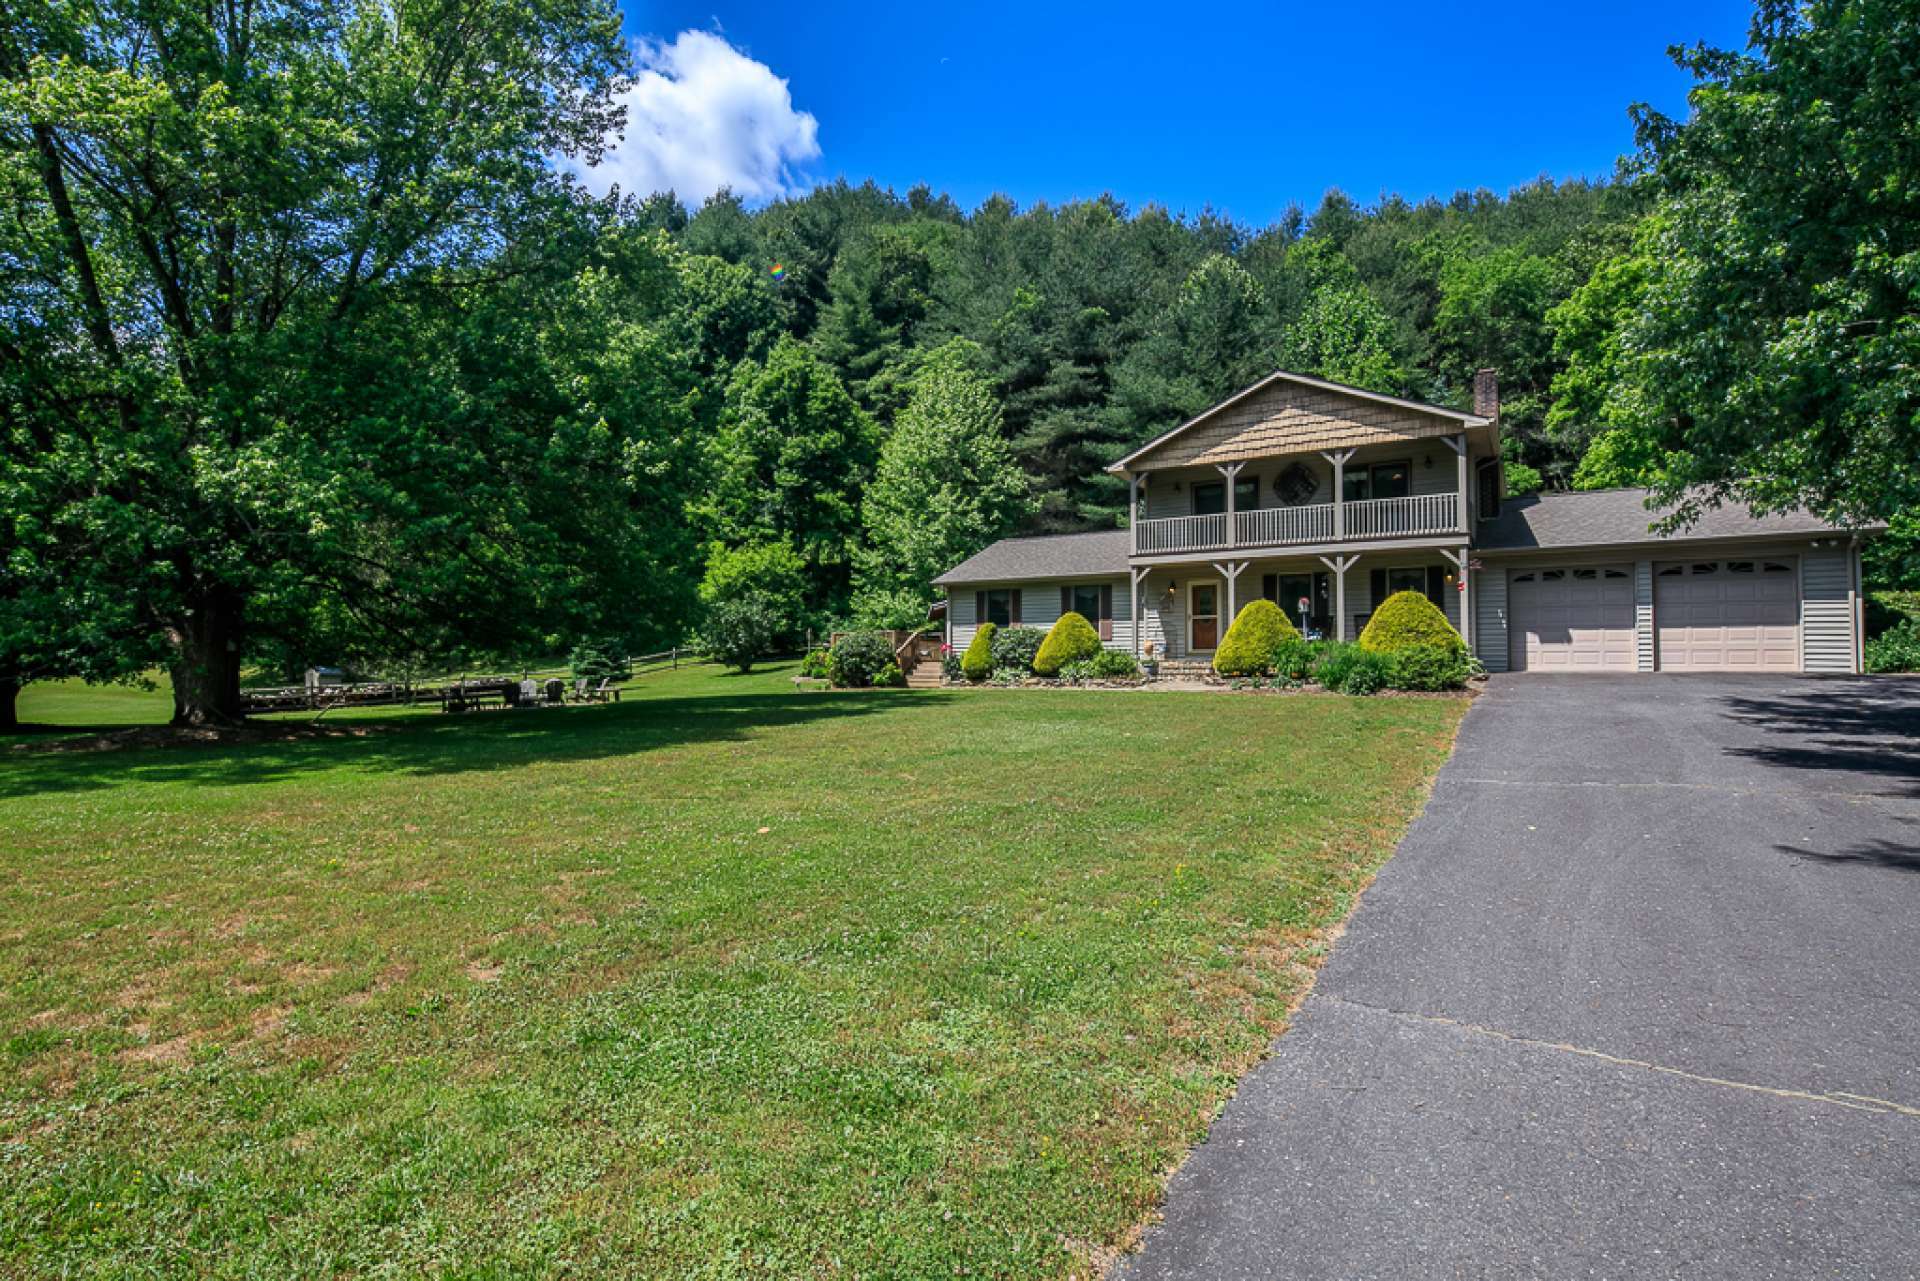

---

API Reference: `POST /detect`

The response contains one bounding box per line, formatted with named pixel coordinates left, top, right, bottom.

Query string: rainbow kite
left=769, top=262, right=787, bottom=282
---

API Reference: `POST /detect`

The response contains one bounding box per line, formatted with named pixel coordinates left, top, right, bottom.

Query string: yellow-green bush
left=1212, top=599, right=1300, bottom=676
left=961, top=621, right=996, bottom=681
left=1358, top=590, right=1464, bottom=654
left=1033, top=611, right=1103, bottom=676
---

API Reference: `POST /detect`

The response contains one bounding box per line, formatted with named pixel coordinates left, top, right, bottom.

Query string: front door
left=1189, top=580, right=1220, bottom=652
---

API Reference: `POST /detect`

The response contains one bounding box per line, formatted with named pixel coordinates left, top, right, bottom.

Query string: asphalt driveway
left=1118, top=674, right=1920, bottom=1280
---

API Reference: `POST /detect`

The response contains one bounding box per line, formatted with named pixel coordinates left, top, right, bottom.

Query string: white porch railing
left=1237, top=503, right=1334, bottom=546
left=1136, top=511, right=1227, bottom=554
left=1134, top=492, right=1460, bottom=556
left=1343, top=492, right=1459, bottom=540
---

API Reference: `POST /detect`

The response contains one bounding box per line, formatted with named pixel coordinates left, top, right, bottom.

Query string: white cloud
left=568, top=31, right=820, bottom=205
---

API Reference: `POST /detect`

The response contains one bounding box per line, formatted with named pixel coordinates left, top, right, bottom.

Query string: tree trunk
left=0, top=679, right=18, bottom=731
left=168, top=594, right=246, bottom=727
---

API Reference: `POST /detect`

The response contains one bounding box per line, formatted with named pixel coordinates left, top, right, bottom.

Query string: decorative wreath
left=1277, top=461, right=1319, bottom=505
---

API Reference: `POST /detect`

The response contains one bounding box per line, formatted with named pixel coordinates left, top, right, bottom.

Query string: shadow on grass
left=1716, top=679, right=1920, bottom=797
left=0, top=689, right=949, bottom=801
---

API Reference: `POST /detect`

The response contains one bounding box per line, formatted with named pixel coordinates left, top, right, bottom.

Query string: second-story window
left=1344, top=460, right=1411, bottom=503
left=1191, top=477, right=1257, bottom=515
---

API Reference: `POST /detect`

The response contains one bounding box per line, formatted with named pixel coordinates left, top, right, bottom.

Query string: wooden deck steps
left=905, top=666, right=946, bottom=689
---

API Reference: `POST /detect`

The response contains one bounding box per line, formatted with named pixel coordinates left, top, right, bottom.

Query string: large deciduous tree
left=701, top=336, right=878, bottom=617
left=852, top=342, right=1033, bottom=620
left=1577, top=0, right=1920, bottom=527
left=0, top=0, right=647, bottom=724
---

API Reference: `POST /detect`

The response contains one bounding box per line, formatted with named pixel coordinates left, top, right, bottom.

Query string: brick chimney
left=1472, top=368, right=1499, bottom=419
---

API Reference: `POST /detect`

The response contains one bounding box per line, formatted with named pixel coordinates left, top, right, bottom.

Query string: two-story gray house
left=933, top=370, right=1872, bottom=674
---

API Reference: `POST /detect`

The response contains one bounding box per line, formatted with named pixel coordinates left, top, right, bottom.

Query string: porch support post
left=1322, top=449, right=1356, bottom=541
left=1440, top=546, right=1472, bottom=651
left=1216, top=461, right=1245, bottom=549
left=1128, top=473, right=1139, bottom=555
left=1210, top=559, right=1249, bottom=629
left=1442, top=434, right=1468, bottom=532
left=1130, top=566, right=1151, bottom=659
left=1319, top=553, right=1360, bottom=641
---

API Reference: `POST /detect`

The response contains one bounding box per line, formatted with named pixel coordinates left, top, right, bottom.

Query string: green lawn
left=1, top=665, right=1464, bottom=1279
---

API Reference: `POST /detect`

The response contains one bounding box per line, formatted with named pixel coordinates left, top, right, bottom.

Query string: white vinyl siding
left=947, top=581, right=1134, bottom=655
left=1475, top=566, right=1509, bottom=672
left=1633, top=561, right=1655, bottom=671
left=1801, top=548, right=1857, bottom=673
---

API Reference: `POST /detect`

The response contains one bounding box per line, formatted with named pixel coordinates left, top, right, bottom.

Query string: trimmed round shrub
left=1388, top=643, right=1473, bottom=691
left=1311, top=641, right=1393, bottom=695
left=1089, top=649, right=1142, bottom=680
left=961, top=622, right=996, bottom=681
left=1213, top=599, right=1301, bottom=676
left=989, top=625, right=1045, bottom=674
left=827, top=630, right=896, bottom=688
left=1033, top=611, right=1103, bottom=676
left=1358, top=590, right=1464, bottom=655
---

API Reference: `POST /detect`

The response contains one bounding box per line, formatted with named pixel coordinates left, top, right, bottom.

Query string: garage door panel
left=1655, top=560, right=1799, bottom=672
left=1509, top=565, right=1635, bottom=672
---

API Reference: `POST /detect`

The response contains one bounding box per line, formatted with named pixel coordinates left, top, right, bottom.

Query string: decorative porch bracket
left=1318, top=553, right=1361, bottom=641
left=1210, top=559, right=1250, bottom=630
left=1215, top=461, right=1245, bottom=549
left=1320, top=449, right=1356, bottom=541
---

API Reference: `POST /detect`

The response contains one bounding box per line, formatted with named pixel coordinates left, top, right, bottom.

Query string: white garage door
left=1508, top=566, right=1636, bottom=671
left=1654, top=559, right=1800, bottom=671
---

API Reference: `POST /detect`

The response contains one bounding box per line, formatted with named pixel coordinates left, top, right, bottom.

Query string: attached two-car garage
left=1504, top=557, right=1803, bottom=673
left=1474, top=491, right=1865, bottom=675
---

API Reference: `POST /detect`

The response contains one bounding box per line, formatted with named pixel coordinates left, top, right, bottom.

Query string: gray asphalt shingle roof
left=1476, top=488, right=1861, bottom=550
left=931, top=529, right=1129, bottom=586
left=932, top=490, right=1867, bottom=586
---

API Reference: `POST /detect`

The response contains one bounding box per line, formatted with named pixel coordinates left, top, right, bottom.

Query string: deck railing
left=1134, top=492, right=1460, bottom=556
left=1237, top=503, right=1334, bottom=547
left=1135, top=511, right=1227, bottom=554
left=1342, top=492, right=1459, bottom=540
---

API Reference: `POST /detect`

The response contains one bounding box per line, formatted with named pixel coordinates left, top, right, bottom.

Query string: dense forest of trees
left=643, top=173, right=1645, bottom=522
left=4, top=0, right=1913, bottom=724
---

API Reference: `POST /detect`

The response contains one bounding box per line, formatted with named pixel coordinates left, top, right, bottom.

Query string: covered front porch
left=1130, top=546, right=1473, bottom=661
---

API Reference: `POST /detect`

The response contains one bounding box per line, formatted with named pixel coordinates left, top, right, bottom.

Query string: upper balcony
left=1104, top=367, right=1501, bottom=562
left=1136, top=491, right=1462, bottom=555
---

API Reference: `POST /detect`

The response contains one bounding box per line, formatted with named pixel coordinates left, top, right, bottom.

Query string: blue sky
left=595, top=2, right=1756, bottom=226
